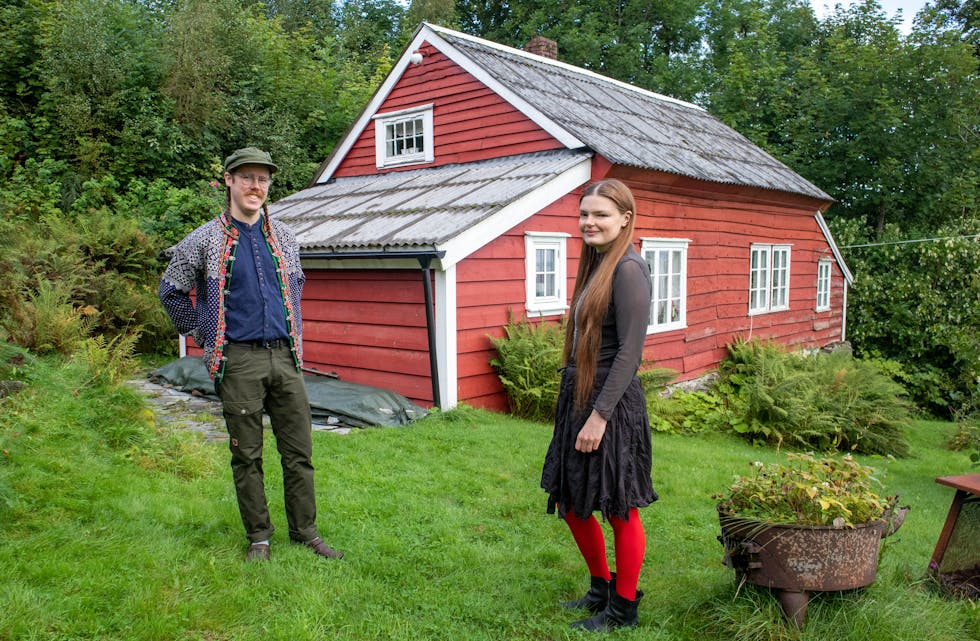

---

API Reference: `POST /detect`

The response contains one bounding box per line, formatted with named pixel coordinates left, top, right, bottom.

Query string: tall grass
left=0, top=351, right=977, bottom=640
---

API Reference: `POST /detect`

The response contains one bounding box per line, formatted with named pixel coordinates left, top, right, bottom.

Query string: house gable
left=320, top=36, right=571, bottom=181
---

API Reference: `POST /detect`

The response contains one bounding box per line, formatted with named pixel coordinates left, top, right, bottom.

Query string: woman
left=541, top=179, right=657, bottom=631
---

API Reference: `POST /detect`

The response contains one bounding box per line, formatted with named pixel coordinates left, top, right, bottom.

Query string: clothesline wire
left=839, top=233, right=980, bottom=249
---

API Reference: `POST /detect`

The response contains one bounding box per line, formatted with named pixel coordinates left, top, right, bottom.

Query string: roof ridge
left=424, top=22, right=704, bottom=113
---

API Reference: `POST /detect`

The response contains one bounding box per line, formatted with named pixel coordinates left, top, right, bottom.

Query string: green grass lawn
left=0, top=360, right=977, bottom=640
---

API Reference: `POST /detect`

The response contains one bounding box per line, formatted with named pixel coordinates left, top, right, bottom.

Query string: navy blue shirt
left=224, top=215, right=290, bottom=343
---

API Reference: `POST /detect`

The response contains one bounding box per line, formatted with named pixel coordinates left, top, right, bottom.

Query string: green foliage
left=713, top=339, right=911, bottom=456
left=73, top=333, right=139, bottom=387
left=5, top=280, right=94, bottom=355
left=715, top=452, right=892, bottom=527
left=0, top=170, right=177, bottom=354
left=707, top=1, right=980, bottom=237
left=488, top=314, right=564, bottom=422
left=660, top=389, right=732, bottom=434
left=456, top=0, right=707, bottom=100
left=638, top=366, right=683, bottom=433
left=835, top=218, right=980, bottom=417
left=122, top=177, right=225, bottom=247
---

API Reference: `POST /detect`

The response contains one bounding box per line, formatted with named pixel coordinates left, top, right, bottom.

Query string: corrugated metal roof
left=432, top=26, right=831, bottom=201
left=271, top=150, right=591, bottom=253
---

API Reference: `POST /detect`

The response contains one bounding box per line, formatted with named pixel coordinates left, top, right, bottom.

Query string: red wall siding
left=333, top=42, right=564, bottom=178
left=300, top=269, right=435, bottom=406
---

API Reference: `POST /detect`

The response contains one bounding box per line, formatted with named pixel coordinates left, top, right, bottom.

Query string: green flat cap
left=224, top=147, right=278, bottom=174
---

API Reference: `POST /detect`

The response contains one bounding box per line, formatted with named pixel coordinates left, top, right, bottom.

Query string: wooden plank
left=303, top=321, right=430, bottom=350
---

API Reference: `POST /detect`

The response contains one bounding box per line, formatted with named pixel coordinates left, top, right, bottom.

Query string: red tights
left=563, top=508, right=645, bottom=600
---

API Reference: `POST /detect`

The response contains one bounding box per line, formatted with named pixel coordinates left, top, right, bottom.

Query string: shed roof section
left=271, top=149, right=591, bottom=255
left=427, top=25, right=831, bottom=202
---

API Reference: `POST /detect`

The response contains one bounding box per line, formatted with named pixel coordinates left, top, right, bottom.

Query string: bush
left=713, top=339, right=911, bottom=456
left=489, top=314, right=564, bottom=422
left=833, top=218, right=980, bottom=418
left=0, top=171, right=176, bottom=355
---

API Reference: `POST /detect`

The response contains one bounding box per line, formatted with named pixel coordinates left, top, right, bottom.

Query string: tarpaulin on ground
left=149, top=356, right=427, bottom=428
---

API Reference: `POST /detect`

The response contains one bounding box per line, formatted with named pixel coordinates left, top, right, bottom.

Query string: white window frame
left=641, top=238, right=689, bottom=333
left=816, top=259, right=832, bottom=311
left=524, top=232, right=569, bottom=317
left=749, top=244, right=792, bottom=315
left=373, top=104, right=434, bottom=169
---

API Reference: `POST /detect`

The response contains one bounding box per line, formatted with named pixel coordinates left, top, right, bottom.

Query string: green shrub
left=0, top=172, right=176, bottom=355
left=489, top=314, right=564, bottom=422
left=662, top=389, right=732, bottom=434
left=7, top=280, right=94, bottom=355
left=122, top=177, right=224, bottom=248
left=74, top=333, right=139, bottom=387
left=834, top=219, right=980, bottom=418
left=714, top=339, right=911, bottom=456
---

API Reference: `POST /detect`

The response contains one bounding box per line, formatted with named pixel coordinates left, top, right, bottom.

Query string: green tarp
left=149, top=357, right=427, bottom=428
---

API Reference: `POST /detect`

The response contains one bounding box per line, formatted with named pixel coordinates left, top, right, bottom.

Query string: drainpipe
left=417, top=255, right=441, bottom=408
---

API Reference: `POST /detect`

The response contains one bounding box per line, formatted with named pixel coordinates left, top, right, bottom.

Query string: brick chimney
left=524, top=35, right=558, bottom=60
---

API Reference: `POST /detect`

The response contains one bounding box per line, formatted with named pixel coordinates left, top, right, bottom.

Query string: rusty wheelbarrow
left=717, top=503, right=909, bottom=627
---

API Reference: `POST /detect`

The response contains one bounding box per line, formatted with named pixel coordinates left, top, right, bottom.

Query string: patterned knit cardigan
left=159, top=211, right=305, bottom=381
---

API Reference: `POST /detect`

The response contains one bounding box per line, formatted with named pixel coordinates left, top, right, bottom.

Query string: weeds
left=488, top=313, right=564, bottom=422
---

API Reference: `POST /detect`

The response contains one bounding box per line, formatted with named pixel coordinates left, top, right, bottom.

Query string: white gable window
left=373, top=104, right=434, bottom=168
left=816, top=259, right=832, bottom=311
left=525, top=232, right=569, bottom=316
left=749, top=244, right=792, bottom=314
left=641, top=238, right=689, bottom=333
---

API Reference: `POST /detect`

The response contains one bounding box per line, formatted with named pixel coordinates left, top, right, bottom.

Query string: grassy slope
left=0, top=371, right=977, bottom=641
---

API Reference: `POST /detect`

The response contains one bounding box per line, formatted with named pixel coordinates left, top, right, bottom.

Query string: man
left=159, top=147, right=342, bottom=562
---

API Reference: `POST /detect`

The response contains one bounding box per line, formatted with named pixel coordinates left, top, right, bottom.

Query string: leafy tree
left=454, top=0, right=707, bottom=100
left=920, top=0, right=980, bottom=59
left=34, top=0, right=169, bottom=183
left=406, top=0, right=458, bottom=30
left=708, top=1, right=979, bottom=237
left=833, top=219, right=980, bottom=417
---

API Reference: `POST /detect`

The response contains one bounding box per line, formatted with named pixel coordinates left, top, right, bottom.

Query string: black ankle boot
left=570, top=588, right=642, bottom=632
left=560, top=574, right=612, bottom=614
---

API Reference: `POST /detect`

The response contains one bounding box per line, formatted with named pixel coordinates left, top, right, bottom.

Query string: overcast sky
left=809, top=0, right=931, bottom=33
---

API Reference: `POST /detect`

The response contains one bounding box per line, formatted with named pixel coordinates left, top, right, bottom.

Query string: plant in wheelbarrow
left=714, top=452, right=909, bottom=627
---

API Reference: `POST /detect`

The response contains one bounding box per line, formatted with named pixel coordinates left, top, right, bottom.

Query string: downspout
left=417, top=255, right=441, bottom=409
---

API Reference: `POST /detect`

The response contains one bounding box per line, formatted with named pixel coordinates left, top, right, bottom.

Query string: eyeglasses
left=235, top=173, right=272, bottom=187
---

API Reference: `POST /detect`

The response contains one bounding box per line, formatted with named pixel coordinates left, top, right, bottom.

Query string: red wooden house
left=268, top=23, right=852, bottom=412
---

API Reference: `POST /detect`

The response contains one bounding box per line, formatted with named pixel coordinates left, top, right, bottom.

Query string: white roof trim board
left=815, top=211, right=854, bottom=284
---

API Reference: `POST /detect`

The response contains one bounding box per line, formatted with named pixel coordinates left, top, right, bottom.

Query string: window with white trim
left=816, top=259, right=832, bottom=311
left=641, top=238, right=689, bottom=332
left=373, top=104, right=434, bottom=168
left=749, top=244, right=791, bottom=314
left=524, top=232, right=569, bottom=316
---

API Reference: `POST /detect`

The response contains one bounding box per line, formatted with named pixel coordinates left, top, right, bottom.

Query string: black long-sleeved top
left=571, top=248, right=653, bottom=419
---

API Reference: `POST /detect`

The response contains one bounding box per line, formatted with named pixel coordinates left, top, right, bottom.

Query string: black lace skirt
left=541, top=366, right=658, bottom=521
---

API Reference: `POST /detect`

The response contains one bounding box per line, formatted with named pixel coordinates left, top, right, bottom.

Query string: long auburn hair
left=563, top=179, right=638, bottom=409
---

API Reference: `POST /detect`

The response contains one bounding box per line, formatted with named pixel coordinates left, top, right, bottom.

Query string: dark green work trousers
left=216, top=343, right=319, bottom=544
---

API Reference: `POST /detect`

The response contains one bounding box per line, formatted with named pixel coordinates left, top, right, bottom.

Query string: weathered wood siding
left=300, top=270, right=434, bottom=405
left=333, top=41, right=564, bottom=177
